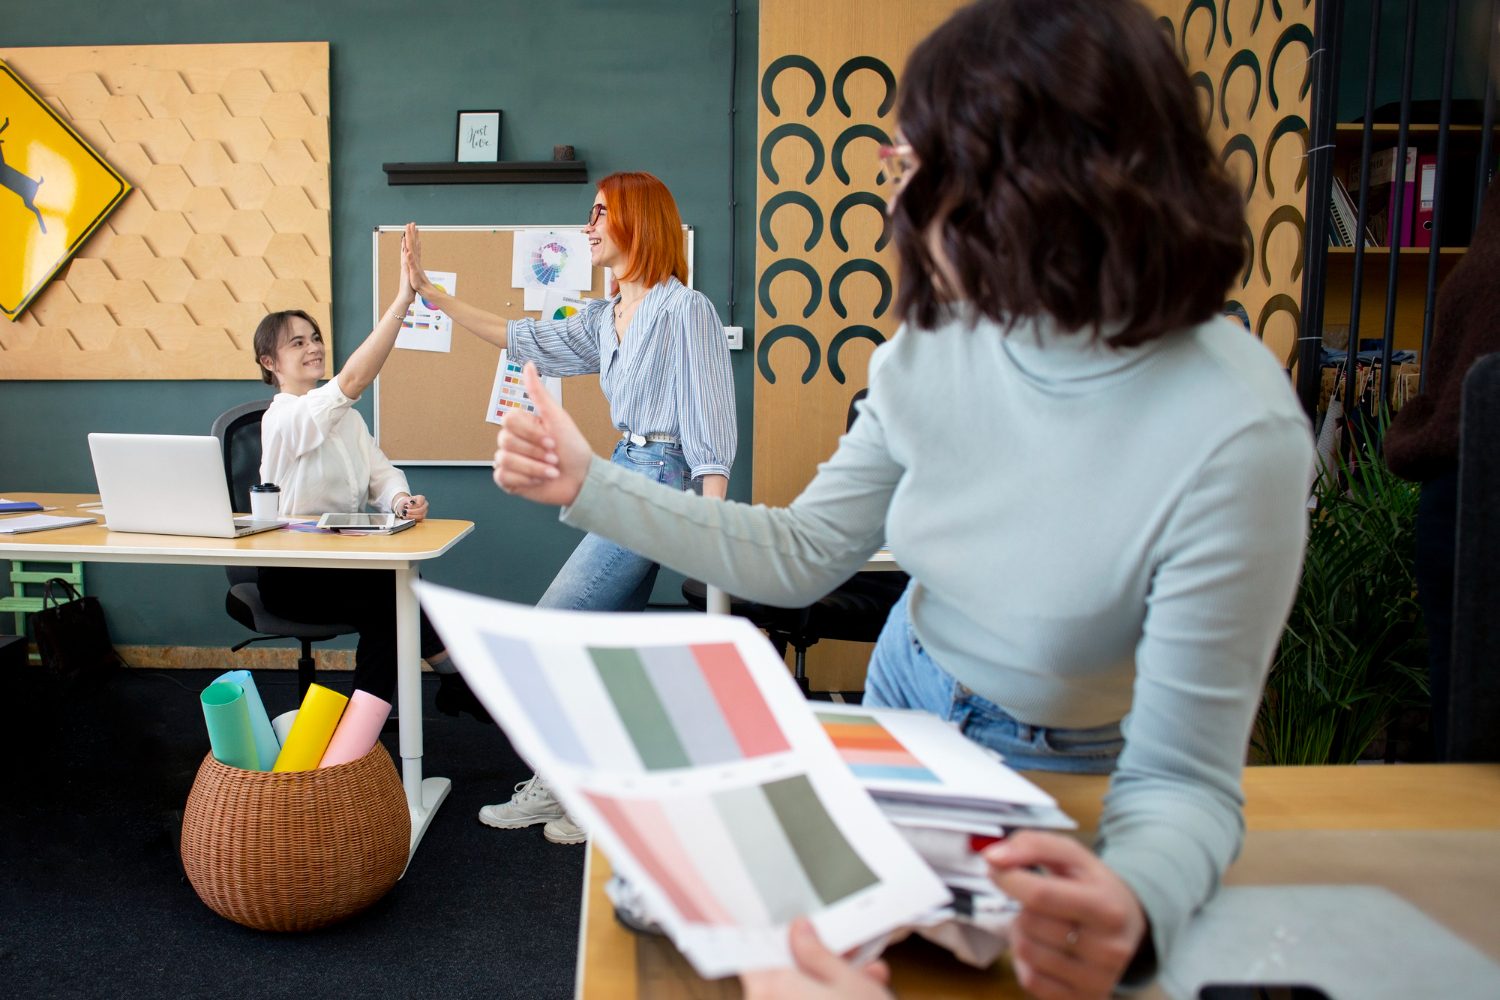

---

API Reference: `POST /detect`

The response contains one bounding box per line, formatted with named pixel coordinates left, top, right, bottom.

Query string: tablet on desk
left=314, top=512, right=415, bottom=534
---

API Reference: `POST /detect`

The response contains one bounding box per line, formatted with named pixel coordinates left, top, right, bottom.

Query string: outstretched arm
left=403, top=222, right=509, bottom=348
left=336, top=236, right=416, bottom=400
left=494, top=362, right=899, bottom=606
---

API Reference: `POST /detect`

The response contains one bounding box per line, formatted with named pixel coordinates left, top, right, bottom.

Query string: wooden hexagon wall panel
left=0, top=43, right=330, bottom=379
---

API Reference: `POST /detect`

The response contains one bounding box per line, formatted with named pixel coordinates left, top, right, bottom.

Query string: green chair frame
left=1, top=560, right=85, bottom=657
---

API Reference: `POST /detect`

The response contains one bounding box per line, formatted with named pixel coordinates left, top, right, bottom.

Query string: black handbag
left=34, top=578, right=119, bottom=682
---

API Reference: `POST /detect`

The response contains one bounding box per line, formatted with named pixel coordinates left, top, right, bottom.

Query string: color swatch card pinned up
left=413, top=582, right=950, bottom=978
left=511, top=229, right=592, bottom=290
left=485, top=349, right=561, bottom=426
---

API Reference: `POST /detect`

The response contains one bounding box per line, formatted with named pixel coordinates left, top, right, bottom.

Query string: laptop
left=88, top=433, right=284, bottom=538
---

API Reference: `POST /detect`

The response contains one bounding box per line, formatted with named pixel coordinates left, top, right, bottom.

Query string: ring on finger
left=1064, top=927, right=1080, bottom=953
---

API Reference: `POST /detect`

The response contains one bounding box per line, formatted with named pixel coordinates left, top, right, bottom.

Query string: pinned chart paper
left=485, top=350, right=562, bottom=426
left=540, top=289, right=589, bottom=321
left=414, top=583, right=951, bottom=978
left=525, top=287, right=585, bottom=314
left=512, top=230, right=592, bottom=290
left=395, top=270, right=457, bottom=352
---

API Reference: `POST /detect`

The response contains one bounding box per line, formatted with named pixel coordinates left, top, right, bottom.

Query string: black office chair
left=1450, top=353, right=1500, bottom=762
left=683, top=388, right=908, bottom=694
left=211, top=400, right=357, bottom=700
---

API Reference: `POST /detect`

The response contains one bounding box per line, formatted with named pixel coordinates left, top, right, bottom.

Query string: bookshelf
left=1323, top=123, right=1489, bottom=358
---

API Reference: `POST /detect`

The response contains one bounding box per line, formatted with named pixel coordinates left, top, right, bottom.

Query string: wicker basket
left=180, top=742, right=410, bottom=932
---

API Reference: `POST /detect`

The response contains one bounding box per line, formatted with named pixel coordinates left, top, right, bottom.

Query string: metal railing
left=1298, top=0, right=1499, bottom=419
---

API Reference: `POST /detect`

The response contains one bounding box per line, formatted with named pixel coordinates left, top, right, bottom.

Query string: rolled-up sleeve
left=507, top=298, right=608, bottom=377
left=675, top=293, right=737, bottom=479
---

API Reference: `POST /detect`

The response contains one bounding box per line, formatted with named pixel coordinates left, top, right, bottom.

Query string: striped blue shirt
left=507, top=277, right=737, bottom=479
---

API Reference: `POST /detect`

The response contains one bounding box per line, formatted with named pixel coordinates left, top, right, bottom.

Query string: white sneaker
left=542, top=814, right=587, bottom=845
left=478, top=775, right=565, bottom=829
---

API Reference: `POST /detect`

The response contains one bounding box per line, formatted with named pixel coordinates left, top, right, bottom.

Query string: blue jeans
left=865, top=587, right=1125, bottom=774
left=537, top=439, right=697, bottom=612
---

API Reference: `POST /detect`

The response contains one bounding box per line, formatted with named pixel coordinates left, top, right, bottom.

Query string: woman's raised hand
left=493, top=362, right=593, bottom=506
left=985, top=831, right=1147, bottom=1000
left=740, top=920, right=893, bottom=1000
left=403, top=223, right=434, bottom=296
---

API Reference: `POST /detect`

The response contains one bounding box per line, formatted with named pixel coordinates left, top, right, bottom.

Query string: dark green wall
left=0, top=0, right=761, bottom=646
left=1338, top=0, right=1493, bottom=122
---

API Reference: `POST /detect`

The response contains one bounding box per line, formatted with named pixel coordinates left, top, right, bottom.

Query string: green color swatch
left=762, top=774, right=878, bottom=905
left=589, top=646, right=690, bottom=769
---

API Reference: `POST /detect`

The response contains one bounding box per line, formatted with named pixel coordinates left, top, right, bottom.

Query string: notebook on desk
left=87, top=434, right=283, bottom=539
left=0, top=513, right=97, bottom=534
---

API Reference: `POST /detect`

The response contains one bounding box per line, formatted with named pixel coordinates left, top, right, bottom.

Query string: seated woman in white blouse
left=253, top=246, right=487, bottom=720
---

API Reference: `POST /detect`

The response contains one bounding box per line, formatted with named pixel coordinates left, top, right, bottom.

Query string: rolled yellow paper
left=272, top=683, right=350, bottom=772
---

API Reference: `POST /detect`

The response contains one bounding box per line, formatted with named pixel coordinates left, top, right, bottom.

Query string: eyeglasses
left=587, top=203, right=608, bottom=227
left=876, top=143, right=919, bottom=190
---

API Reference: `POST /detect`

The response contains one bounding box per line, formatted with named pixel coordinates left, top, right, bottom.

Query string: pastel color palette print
left=586, top=774, right=879, bottom=928
left=483, top=634, right=791, bottom=770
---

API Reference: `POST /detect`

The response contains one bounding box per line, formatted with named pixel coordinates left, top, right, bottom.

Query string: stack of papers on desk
left=815, top=703, right=1075, bottom=834
left=815, top=703, right=1076, bottom=967
left=0, top=513, right=97, bottom=534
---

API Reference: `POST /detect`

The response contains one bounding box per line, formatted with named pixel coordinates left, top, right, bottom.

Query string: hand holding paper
left=740, top=921, right=894, bottom=1000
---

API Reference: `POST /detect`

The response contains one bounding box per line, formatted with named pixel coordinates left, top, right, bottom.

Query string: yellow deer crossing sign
left=1, top=60, right=130, bottom=319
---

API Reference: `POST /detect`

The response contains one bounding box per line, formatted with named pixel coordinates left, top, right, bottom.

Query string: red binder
left=1414, top=154, right=1438, bottom=248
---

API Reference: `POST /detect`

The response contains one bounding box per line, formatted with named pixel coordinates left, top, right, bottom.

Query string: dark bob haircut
left=892, top=0, right=1244, bottom=346
left=252, top=309, right=322, bottom=386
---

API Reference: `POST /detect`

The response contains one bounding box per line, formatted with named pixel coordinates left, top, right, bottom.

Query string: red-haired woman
left=403, top=172, right=736, bottom=843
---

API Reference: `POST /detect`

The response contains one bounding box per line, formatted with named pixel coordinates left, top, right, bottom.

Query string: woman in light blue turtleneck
left=490, top=1, right=1313, bottom=997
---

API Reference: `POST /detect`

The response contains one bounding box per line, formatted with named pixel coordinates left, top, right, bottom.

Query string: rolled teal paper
left=200, top=682, right=259, bottom=771
left=213, top=669, right=280, bottom=771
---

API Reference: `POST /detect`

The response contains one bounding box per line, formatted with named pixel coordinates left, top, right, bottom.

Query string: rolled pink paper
left=317, top=689, right=392, bottom=768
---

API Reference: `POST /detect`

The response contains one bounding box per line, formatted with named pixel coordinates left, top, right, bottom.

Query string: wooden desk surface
left=576, top=764, right=1500, bottom=1000
left=0, top=492, right=473, bottom=565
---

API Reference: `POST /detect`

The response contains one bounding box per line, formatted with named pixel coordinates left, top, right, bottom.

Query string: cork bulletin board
left=0, top=42, right=332, bottom=380
left=371, top=225, right=693, bottom=465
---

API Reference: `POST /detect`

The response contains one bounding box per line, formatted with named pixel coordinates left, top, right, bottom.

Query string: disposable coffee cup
left=249, top=483, right=281, bottom=520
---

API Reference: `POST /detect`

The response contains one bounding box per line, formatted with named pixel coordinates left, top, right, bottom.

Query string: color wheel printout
left=414, top=583, right=950, bottom=977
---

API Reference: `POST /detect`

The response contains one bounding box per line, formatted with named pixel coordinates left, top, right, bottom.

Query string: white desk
left=0, top=492, right=474, bottom=860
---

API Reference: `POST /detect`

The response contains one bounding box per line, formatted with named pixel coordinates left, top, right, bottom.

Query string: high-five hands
left=493, top=362, right=593, bottom=506
left=740, top=920, right=893, bottom=1000
left=985, top=831, right=1147, bottom=1000
left=402, top=223, right=434, bottom=298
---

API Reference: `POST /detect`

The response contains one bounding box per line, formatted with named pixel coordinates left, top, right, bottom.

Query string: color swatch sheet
left=485, top=349, right=562, bottom=426
left=813, top=703, right=1059, bottom=809
left=413, top=582, right=950, bottom=977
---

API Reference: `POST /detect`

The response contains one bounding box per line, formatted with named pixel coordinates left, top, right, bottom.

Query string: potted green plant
left=1253, top=425, right=1429, bottom=765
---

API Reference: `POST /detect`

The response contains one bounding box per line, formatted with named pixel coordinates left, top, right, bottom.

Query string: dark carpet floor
left=0, top=666, right=585, bottom=1000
